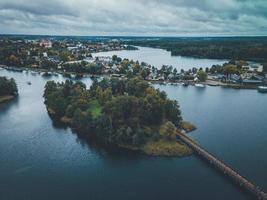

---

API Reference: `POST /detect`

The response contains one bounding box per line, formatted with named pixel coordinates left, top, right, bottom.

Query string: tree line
left=126, top=37, right=267, bottom=61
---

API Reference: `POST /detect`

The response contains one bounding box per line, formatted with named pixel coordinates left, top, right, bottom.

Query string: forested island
left=44, top=78, right=193, bottom=156
left=0, top=76, right=18, bottom=103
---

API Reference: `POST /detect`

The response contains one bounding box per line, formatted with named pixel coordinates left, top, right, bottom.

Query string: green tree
left=0, top=77, right=18, bottom=96
left=159, top=121, right=177, bottom=141
left=223, top=64, right=238, bottom=79
left=197, top=70, right=208, bottom=82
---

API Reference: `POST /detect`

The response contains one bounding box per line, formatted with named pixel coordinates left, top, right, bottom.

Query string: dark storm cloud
left=0, top=0, right=266, bottom=36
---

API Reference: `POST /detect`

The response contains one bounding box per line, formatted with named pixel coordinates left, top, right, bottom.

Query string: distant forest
left=125, top=37, right=267, bottom=62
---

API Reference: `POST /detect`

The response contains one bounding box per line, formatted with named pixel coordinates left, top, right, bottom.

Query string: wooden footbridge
left=177, top=132, right=267, bottom=200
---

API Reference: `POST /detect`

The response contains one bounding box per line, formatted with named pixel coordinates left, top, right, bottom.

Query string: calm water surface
left=0, top=68, right=266, bottom=200
left=92, top=46, right=228, bottom=70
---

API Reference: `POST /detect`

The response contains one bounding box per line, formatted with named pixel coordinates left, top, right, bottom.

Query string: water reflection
left=0, top=96, right=19, bottom=115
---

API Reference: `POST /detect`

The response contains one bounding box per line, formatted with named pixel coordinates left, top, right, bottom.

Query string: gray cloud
left=0, top=0, right=266, bottom=36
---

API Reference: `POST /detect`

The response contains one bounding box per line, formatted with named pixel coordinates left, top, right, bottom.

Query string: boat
left=27, top=81, right=31, bottom=85
left=207, top=83, right=220, bottom=87
left=258, top=86, right=267, bottom=93
left=195, top=83, right=206, bottom=88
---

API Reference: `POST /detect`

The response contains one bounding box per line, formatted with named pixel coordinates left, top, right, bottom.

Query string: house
left=242, top=63, right=263, bottom=72
left=158, top=76, right=165, bottom=81
left=95, top=56, right=112, bottom=63
left=67, top=46, right=79, bottom=51
left=167, top=73, right=175, bottom=80
left=112, top=64, right=118, bottom=72
left=229, top=74, right=242, bottom=83
left=83, top=57, right=95, bottom=64
left=43, top=52, right=48, bottom=58
left=39, top=40, right=52, bottom=48
left=48, top=55, right=60, bottom=63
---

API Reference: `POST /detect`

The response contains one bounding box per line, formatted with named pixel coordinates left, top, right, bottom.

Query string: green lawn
left=89, top=99, right=102, bottom=118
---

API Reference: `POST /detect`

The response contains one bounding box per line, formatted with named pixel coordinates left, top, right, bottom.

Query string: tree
left=7, top=55, right=21, bottom=66
left=112, top=55, right=117, bottom=61
left=159, top=121, right=177, bottom=141
left=197, top=70, right=208, bottom=82
left=60, top=52, right=70, bottom=62
left=164, top=99, right=182, bottom=127
left=0, top=76, right=18, bottom=96
left=223, top=64, right=238, bottom=79
left=126, top=78, right=150, bottom=97
left=173, top=68, right=177, bottom=75
left=140, top=69, right=149, bottom=79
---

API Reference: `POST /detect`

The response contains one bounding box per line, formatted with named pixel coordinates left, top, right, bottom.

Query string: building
left=39, top=40, right=52, bottom=48
left=43, top=52, right=48, bottom=58
left=242, top=63, right=263, bottom=72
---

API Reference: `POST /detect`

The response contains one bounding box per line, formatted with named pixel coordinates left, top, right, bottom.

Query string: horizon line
left=1, top=33, right=267, bottom=38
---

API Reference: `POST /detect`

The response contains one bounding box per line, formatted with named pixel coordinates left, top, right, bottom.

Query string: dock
left=177, top=133, right=267, bottom=200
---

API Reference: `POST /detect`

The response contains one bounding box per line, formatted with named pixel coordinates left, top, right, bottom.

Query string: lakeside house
left=242, top=63, right=263, bottom=72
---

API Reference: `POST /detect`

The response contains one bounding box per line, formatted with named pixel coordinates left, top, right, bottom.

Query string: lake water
left=0, top=69, right=267, bottom=200
left=92, top=46, right=228, bottom=70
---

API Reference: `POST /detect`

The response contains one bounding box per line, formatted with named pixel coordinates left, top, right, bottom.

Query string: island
left=43, top=78, right=193, bottom=156
left=0, top=76, right=18, bottom=103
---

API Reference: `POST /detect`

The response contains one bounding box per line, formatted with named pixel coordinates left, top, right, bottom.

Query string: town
left=1, top=37, right=267, bottom=92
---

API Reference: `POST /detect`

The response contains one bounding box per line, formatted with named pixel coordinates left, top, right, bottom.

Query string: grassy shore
left=181, top=121, right=197, bottom=133
left=142, top=139, right=192, bottom=156
left=0, top=95, right=15, bottom=103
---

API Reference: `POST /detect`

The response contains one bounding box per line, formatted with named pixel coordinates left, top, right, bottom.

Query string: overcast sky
left=0, top=0, right=266, bottom=36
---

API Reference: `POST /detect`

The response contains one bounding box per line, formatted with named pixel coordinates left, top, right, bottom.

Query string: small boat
left=207, top=83, right=220, bottom=87
left=258, top=86, right=267, bottom=93
left=195, top=83, right=206, bottom=88
left=27, top=81, right=31, bottom=85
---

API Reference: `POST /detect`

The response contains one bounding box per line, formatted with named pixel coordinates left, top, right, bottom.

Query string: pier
left=177, top=133, right=267, bottom=200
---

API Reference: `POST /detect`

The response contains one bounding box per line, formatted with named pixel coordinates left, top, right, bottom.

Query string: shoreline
left=47, top=107, right=195, bottom=157
left=0, top=95, right=15, bottom=103
left=2, top=65, right=264, bottom=91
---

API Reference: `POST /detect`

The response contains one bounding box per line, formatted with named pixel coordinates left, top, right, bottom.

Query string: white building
left=242, top=63, right=263, bottom=72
